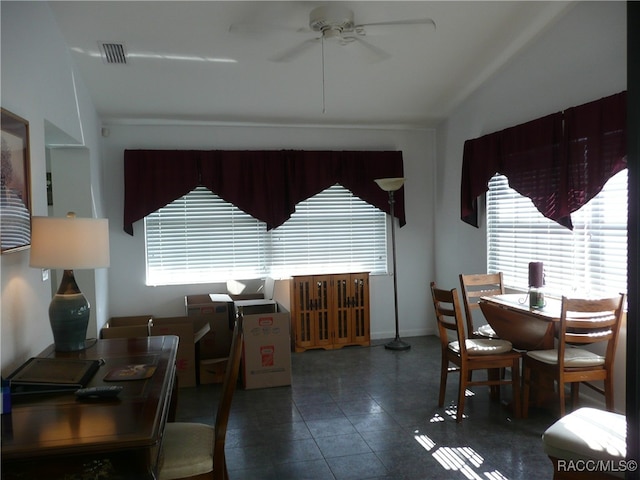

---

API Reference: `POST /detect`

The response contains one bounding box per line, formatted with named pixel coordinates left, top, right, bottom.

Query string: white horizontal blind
left=145, top=184, right=387, bottom=285
left=269, top=185, right=387, bottom=277
left=145, top=187, right=267, bottom=285
left=487, top=169, right=627, bottom=297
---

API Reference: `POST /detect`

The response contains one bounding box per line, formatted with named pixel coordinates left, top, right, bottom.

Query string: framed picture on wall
left=1, top=108, right=31, bottom=253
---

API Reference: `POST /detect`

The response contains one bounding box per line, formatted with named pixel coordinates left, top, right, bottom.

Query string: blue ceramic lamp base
left=49, top=269, right=90, bottom=352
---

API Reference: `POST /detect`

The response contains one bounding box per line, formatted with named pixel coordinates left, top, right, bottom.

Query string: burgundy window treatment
left=461, top=91, right=627, bottom=229
left=124, top=150, right=405, bottom=235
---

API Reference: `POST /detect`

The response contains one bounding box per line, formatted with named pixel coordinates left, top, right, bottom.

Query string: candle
left=528, top=262, right=544, bottom=288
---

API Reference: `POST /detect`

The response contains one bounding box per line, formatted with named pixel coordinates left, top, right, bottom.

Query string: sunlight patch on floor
left=444, top=405, right=467, bottom=420
left=429, top=413, right=445, bottom=423
left=414, top=431, right=510, bottom=480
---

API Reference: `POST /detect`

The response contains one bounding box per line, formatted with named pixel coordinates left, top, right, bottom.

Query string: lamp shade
left=374, top=177, right=405, bottom=192
left=29, top=215, right=110, bottom=269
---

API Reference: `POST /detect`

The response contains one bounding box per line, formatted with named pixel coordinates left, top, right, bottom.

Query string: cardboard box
left=151, top=316, right=210, bottom=388
left=100, top=315, right=208, bottom=388
left=199, top=357, right=228, bottom=384
left=241, top=302, right=292, bottom=390
left=236, top=299, right=277, bottom=316
left=185, top=294, right=235, bottom=361
left=100, top=316, right=152, bottom=339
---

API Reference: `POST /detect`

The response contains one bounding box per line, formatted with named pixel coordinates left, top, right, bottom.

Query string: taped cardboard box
left=151, top=316, right=210, bottom=388
left=185, top=294, right=235, bottom=383
left=239, top=301, right=292, bottom=390
left=100, top=316, right=153, bottom=339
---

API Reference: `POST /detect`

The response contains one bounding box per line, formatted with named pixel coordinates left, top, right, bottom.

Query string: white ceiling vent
left=99, top=42, right=127, bottom=64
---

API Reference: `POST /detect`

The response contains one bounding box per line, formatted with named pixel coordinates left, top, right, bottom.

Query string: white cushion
left=543, top=407, right=626, bottom=478
left=449, top=338, right=513, bottom=355
left=158, top=422, right=214, bottom=480
left=476, top=324, right=498, bottom=338
left=527, top=347, right=605, bottom=366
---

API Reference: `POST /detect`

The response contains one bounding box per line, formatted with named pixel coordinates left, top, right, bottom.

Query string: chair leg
left=605, top=376, right=615, bottom=411
left=558, top=381, right=566, bottom=417
left=457, top=366, right=468, bottom=423
left=511, top=358, right=521, bottom=418
left=570, top=382, right=579, bottom=411
left=438, top=354, right=448, bottom=407
left=488, top=368, right=500, bottom=400
left=522, top=362, right=531, bottom=418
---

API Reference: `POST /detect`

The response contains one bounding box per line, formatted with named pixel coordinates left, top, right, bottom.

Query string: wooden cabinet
left=291, top=273, right=370, bottom=352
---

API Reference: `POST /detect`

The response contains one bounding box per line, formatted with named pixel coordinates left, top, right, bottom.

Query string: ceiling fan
left=231, top=4, right=435, bottom=112
left=232, top=4, right=436, bottom=63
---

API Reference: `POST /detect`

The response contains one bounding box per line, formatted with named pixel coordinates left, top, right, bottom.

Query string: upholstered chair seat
left=449, top=338, right=513, bottom=355
left=527, top=347, right=605, bottom=367
left=158, top=423, right=214, bottom=480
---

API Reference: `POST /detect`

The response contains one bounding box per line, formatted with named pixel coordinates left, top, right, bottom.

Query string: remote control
left=75, top=385, right=123, bottom=399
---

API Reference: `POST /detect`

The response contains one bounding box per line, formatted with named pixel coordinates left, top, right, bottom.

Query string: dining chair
left=459, top=272, right=505, bottom=339
left=430, top=282, right=522, bottom=422
left=522, top=294, right=625, bottom=418
left=158, top=311, right=244, bottom=480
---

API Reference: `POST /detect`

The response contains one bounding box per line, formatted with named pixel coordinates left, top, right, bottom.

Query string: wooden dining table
left=478, top=293, right=565, bottom=411
left=478, top=293, right=562, bottom=350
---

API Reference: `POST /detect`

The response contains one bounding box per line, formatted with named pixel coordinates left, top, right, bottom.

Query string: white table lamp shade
left=30, top=216, right=110, bottom=269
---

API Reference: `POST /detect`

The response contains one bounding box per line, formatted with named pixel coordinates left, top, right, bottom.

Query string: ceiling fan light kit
left=309, top=5, right=354, bottom=34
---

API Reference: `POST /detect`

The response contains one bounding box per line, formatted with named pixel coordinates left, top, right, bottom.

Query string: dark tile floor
left=176, top=335, right=578, bottom=480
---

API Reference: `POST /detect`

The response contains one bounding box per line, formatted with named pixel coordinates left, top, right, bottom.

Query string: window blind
left=145, top=184, right=387, bottom=285
left=486, top=170, right=627, bottom=297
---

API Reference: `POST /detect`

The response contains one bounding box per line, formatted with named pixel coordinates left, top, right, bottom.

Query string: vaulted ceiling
left=49, top=1, right=573, bottom=127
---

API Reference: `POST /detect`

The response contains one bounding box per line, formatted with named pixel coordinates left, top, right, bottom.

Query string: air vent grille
left=99, top=42, right=127, bottom=64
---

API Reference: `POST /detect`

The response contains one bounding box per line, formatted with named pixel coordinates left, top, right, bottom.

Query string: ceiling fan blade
left=355, top=18, right=436, bottom=30
left=229, top=22, right=309, bottom=36
left=349, top=37, right=390, bottom=63
left=269, top=38, right=319, bottom=62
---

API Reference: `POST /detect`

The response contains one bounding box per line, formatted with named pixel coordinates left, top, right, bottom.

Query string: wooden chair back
left=557, top=295, right=625, bottom=370
left=430, top=281, right=522, bottom=422
left=430, top=282, right=468, bottom=358
left=459, top=273, right=505, bottom=337
left=522, top=294, right=625, bottom=417
left=212, top=310, right=244, bottom=480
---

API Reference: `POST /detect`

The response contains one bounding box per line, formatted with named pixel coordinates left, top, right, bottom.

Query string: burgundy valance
left=461, top=91, right=627, bottom=229
left=124, top=150, right=405, bottom=235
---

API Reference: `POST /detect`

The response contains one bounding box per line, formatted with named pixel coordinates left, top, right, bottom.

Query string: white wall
left=435, top=1, right=627, bottom=409
left=101, top=124, right=436, bottom=340
left=0, top=2, right=105, bottom=375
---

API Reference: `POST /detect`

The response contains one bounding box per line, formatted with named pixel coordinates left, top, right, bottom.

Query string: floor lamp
left=375, top=177, right=410, bottom=351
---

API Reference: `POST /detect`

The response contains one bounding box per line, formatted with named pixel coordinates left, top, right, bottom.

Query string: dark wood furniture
left=1, top=335, right=178, bottom=480
left=430, top=282, right=522, bottom=422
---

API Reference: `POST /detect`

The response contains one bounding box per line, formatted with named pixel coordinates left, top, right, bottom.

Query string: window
left=145, top=184, right=387, bottom=285
left=487, top=169, right=627, bottom=297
